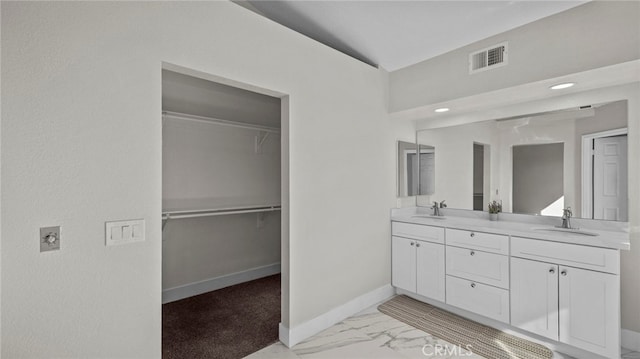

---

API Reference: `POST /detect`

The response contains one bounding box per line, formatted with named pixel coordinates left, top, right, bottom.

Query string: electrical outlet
left=40, top=226, right=61, bottom=252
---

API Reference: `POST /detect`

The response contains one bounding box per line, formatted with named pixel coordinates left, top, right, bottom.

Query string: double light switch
left=106, top=219, right=145, bottom=246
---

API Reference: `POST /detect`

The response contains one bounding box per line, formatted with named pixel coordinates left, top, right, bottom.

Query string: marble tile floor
left=245, top=305, right=640, bottom=359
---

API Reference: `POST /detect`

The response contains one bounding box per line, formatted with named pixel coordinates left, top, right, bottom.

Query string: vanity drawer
left=511, top=237, right=619, bottom=274
left=446, top=246, right=509, bottom=289
left=446, top=228, right=509, bottom=255
left=446, top=275, right=510, bottom=323
left=392, top=222, right=445, bottom=244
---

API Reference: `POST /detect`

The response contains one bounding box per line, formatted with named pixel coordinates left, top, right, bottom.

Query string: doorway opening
left=473, top=143, right=490, bottom=211
left=160, top=63, right=289, bottom=358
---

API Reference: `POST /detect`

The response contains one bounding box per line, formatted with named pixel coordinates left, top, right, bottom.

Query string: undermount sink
left=412, top=215, right=446, bottom=220
left=532, top=227, right=599, bottom=237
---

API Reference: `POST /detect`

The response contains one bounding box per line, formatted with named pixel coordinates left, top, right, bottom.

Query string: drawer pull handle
left=410, top=242, right=415, bottom=246
left=470, top=251, right=475, bottom=256
left=470, top=283, right=476, bottom=288
left=416, top=243, right=421, bottom=247
left=470, top=232, right=475, bottom=237
left=561, top=270, right=567, bottom=276
left=549, top=268, right=555, bottom=274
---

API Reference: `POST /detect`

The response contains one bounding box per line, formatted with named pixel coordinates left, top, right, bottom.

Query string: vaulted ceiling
left=234, top=1, right=587, bottom=71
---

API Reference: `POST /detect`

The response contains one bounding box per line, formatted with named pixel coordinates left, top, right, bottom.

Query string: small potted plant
left=488, top=200, right=502, bottom=221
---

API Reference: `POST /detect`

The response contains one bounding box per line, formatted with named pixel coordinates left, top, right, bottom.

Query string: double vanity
left=391, top=207, right=630, bottom=359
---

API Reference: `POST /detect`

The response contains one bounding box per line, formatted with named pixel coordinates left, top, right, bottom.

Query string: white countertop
left=391, top=208, right=630, bottom=250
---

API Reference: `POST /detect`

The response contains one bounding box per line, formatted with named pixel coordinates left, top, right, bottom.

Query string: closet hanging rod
left=163, top=111, right=280, bottom=133
left=162, top=205, right=281, bottom=220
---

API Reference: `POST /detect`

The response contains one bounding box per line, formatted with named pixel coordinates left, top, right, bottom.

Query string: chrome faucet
left=432, top=200, right=447, bottom=216
left=558, top=207, right=573, bottom=229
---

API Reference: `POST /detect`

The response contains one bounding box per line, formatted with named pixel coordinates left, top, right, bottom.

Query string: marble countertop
left=391, top=207, right=630, bottom=251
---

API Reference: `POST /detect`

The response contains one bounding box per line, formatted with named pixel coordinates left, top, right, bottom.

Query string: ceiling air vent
left=469, top=42, right=508, bottom=74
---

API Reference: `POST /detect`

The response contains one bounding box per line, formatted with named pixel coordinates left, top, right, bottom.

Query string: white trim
left=162, top=263, right=281, bottom=304
left=623, top=329, right=640, bottom=351
left=279, top=284, right=395, bottom=348
left=581, top=127, right=628, bottom=219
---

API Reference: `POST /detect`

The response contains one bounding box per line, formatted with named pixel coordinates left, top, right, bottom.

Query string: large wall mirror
left=416, top=100, right=628, bottom=221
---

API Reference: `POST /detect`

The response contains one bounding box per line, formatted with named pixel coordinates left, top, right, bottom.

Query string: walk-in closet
left=161, top=69, right=282, bottom=358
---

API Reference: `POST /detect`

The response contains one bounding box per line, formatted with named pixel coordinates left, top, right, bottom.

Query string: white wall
left=390, top=1, right=640, bottom=112
left=1, top=2, right=405, bottom=357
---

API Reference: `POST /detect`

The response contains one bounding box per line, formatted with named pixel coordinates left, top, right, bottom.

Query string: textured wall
left=1, top=2, right=404, bottom=357
left=390, top=1, right=640, bottom=111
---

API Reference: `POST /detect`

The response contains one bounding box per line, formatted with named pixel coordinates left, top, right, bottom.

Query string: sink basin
left=411, top=215, right=446, bottom=220
left=532, top=227, right=599, bottom=236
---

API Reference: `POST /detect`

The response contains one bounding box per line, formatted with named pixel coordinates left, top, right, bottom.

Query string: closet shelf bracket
left=162, top=214, right=170, bottom=232
left=255, top=131, right=270, bottom=154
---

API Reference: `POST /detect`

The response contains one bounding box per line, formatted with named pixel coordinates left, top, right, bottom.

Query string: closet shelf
left=163, top=111, right=280, bottom=133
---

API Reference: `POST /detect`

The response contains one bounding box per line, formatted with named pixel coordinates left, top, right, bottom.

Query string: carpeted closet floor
left=162, top=274, right=281, bottom=359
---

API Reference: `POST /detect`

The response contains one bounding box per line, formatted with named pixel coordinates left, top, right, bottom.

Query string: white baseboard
left=622, top=329, right=640, bottom=351
left=279, top=284, right=395, bottom=348
left=162, top=262, right=281, bottom=304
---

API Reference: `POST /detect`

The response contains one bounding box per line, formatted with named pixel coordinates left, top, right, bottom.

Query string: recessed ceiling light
left=434, top=108, right=450, bottom=113
left=550, top=82, right=575, bottom=90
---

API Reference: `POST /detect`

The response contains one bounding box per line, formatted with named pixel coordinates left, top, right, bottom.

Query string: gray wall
left=512, top=143, right=564, bottom=215
left=390, top=1, right=640, bottom=112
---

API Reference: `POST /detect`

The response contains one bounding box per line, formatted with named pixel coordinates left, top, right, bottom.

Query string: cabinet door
left=511, top=258, right=559, bottom=341
left=559, top=266, right=620, bottom=358
left=416, top=241, right=445, bottom=302
left=392, top=236, right=416, bottom=292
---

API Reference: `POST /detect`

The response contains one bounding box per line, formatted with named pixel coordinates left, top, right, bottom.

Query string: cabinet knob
left=561, top=270, right=567, bottom=276
left=416, top=243, right=421, bottom=247
left=470, top=283, right=476, bottom=288
left=470, top=251, right=475, bottom=256
left=549, top=268, right=555, bottom=274
left=470, top=232, right=475, bottom=237
left=410, top=242, right=415, bottom=246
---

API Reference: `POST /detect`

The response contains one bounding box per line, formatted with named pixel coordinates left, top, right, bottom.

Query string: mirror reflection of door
left=593, top=135, right=628, bottom=221
left=397, top=141, right=420, bottom=197
left=407, top=151, right=419, bottom=196
left=419, top=145, right=435, bottom=195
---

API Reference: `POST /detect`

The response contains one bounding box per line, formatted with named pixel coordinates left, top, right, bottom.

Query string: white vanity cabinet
left=390, top=215, right=626, bottom=359
left=391, top=222, right=445, bottom=302
left=511, top=237, right=620, bottom=358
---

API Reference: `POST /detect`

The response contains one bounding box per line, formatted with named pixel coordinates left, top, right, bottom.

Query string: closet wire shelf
left=162, top=111, right=280, bottom=133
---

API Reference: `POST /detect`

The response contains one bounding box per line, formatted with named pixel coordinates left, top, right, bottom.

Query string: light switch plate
left=40, top=226, right=61, bottom=252
left=106, top=219, right=145, bottom=246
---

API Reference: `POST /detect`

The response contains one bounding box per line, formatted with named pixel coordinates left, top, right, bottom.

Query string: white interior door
left=593, top=136, right=627, bottom=221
